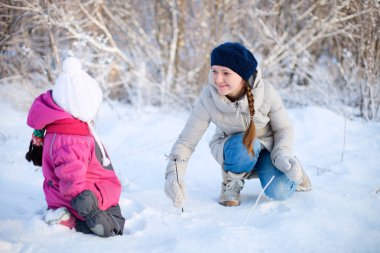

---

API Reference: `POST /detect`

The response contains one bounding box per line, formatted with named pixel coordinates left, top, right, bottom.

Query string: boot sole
left=219, top=200, right=240, bottom=207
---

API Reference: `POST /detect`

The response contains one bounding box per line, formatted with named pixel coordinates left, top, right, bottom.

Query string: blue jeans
left=223, top=133, right=296, bottom=200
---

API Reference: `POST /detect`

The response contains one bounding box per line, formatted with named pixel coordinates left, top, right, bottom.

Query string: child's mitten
left=25, top=129, right=45, bottom=166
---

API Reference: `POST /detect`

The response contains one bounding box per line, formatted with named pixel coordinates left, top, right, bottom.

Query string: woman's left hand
left=274, top=155, right=303, bottom=183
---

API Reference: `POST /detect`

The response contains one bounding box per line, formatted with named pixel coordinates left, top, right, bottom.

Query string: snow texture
left=0, top=101, right=379, bottom=253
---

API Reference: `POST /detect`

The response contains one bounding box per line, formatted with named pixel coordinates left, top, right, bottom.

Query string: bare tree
left=0, top=0, right=379, bottom=120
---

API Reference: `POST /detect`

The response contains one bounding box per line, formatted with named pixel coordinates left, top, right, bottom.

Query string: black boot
left=71, top=190, right=122, bottom=237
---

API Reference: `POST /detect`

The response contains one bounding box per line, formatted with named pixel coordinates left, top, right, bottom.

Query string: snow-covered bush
left=0, top=0, right=379, bottom=120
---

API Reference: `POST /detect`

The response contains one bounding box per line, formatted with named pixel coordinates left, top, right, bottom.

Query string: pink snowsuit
left=27, top=90, right=122, bottom=219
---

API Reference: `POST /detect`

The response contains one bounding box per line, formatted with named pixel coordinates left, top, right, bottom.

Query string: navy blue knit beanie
left=210, top=42, right=258, bottom=81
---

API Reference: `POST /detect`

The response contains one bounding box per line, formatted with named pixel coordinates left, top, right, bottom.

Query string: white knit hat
left=52, top=57, right=110, bottom=166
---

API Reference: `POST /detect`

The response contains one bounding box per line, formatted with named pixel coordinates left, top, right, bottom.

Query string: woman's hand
left=164, top=171, right=186, bottom=208
left=274, top=155, right=303, bottom=183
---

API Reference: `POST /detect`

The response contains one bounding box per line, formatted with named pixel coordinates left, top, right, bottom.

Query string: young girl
left=26, top=57, right=125, bottom=237
left=165, top=42, right=311, bottom=208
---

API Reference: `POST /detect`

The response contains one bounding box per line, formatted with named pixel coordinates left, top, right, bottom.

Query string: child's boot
left=71, top=190, right=121, bottom=237
left=44, top=207, right=76, bottom=229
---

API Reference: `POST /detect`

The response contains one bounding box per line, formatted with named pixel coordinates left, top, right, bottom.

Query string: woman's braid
left=243, top=71, right=257, bottom=155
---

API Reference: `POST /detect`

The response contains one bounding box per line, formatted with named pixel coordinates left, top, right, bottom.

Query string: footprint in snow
left=119, top=198, right=146, bottom=235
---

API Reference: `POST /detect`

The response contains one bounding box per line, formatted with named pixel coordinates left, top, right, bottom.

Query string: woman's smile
left=212, top=65, right=244, bottom=99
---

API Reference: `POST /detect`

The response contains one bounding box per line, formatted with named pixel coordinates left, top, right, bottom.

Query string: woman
left=164, top=42, right=311, bottom=208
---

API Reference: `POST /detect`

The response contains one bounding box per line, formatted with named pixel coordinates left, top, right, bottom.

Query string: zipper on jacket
left=243, top=114, right=249, bottom=129
left=235, top=101, right=240, bottom=118
left=49, top=133, right=56, bottom=161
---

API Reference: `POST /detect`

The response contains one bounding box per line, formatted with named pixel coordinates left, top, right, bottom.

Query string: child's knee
left=70, top=190, right=99, bottom=218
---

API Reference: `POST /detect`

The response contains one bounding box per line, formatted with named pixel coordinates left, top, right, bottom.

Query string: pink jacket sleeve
left=52, top=142, right=91, bottom=200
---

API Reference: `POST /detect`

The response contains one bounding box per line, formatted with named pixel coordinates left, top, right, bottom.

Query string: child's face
left=211, top=66, right=244, bottom=99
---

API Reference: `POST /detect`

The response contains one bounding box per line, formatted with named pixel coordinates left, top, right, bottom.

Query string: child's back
left=26, top=57, right=125, bottom=237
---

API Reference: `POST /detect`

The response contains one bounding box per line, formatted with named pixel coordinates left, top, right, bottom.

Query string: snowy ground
left=0, top=100, right=379, bottom=253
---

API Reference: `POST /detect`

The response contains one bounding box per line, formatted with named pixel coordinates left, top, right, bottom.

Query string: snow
left=0, top=100, right=380, bottom=253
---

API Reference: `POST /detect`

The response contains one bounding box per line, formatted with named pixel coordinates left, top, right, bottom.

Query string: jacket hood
left=28, top=89, right=111, bottom=166
left=27, top=90, right=73, bottom=129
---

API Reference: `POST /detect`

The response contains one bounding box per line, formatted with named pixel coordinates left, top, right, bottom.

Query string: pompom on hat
left=52, top=57, right=110, bottom=166
left=210, top=42, right=258, bottom=80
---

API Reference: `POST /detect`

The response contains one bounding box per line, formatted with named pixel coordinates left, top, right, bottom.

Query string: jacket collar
left=45, top=118, right=90, bottom=136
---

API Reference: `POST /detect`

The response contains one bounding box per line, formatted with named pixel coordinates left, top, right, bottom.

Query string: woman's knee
left=223, top=133, right=261, bottom=174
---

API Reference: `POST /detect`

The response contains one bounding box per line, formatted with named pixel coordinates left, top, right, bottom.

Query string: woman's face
left=211, top=65, right=244, bottom=99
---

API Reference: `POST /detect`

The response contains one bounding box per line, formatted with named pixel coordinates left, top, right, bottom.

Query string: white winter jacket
left=166, top=69, right=294, bottom=178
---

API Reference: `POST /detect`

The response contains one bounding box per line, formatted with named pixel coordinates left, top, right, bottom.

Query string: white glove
left=164, top=171, right=186, bottom=208
left=274, top=155, right=303, bottom=183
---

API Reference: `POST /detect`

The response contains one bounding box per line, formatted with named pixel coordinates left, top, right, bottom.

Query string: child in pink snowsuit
left=26, top=57, right=125, bottom=237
